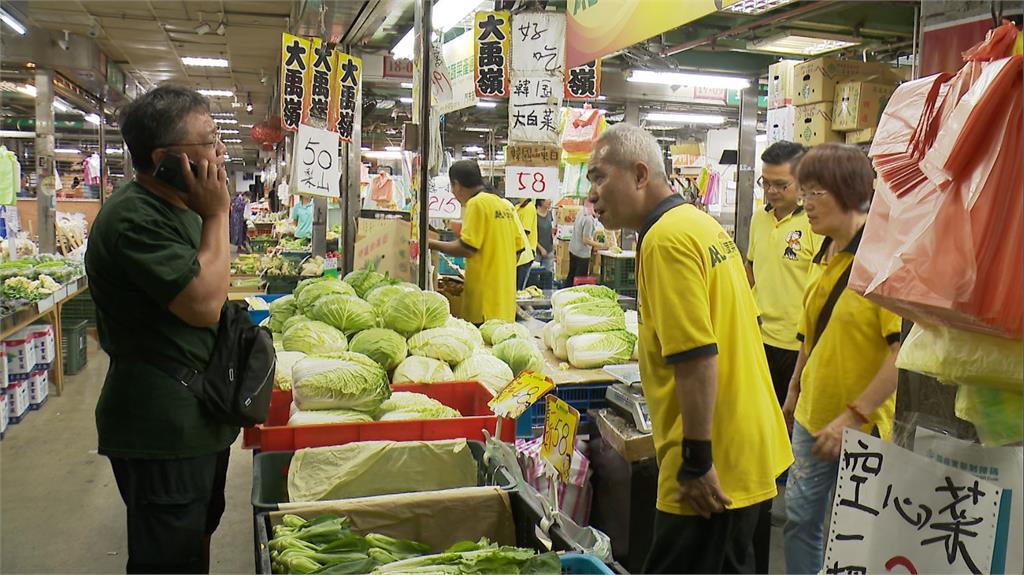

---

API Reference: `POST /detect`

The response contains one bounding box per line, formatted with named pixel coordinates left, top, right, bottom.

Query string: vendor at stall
left=428, top=160, right=524, bottom=324
left=290, top=195, right=313, bottom=240
left=586, top=124, right=792, bottom=574
left=565, top=200, right=602, bottom=288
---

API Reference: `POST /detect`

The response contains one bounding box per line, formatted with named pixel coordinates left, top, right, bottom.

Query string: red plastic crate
left=243, top=381, right=515, bottom=451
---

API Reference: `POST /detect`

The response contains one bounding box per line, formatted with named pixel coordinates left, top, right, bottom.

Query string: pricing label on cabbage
left=540, top=395, right=579, bottom=482
left=488, top=370, right=553, bottom=419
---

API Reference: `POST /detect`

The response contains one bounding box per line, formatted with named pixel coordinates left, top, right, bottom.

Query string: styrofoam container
left=29, top=324, right=56, bottom=365
left=7, top=382, right=29, bottom=422
left=4, top=333, right=36, bottom=376
left=29, top=370, right=48, bottom=407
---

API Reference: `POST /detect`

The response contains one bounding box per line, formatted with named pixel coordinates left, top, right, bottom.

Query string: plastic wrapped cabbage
left=493, top=338, right=545, bottom=376
left=624, top=309, right=639, bottom=336
left=309, top=294, right=378, bottom=335
left=454, top=354, right=515, bottom=394
left=365, top=282, right=420, bottom=312
left=287, top=408, right=375, bottom=426
left=444, top=317, right=484, bottom=347
left=381, top=290, right=450, bottom=337
left=292, top=276, right=332, bottom=301
left=281, top=314, right=313, bottom=334
left=566, top=330, right=637, bottom=369
left=490, top=322, right=532, bottom=345
left=296, top=278, right=357, bottom=313
left=292, top=352, right=391, bottom=411
left=348, top=328, right=408, bottom=371
left=392, top=356, right=455, bottom=384
left=343, top=268, right=388, bottom=298
left=560, top=299, right=626, bottom=336
left=479, top=319, right=508, bottom=345
left=375, top=392, right=461, bottom=421
left=550, top=285, right=617, bottom=312
left=407, top=327, right=477, bottom=366
left=275, top=350, right=307, bottom=390
left=268, top=295, right=297, bottom=333
left=282, top=320, right=348, bottom=355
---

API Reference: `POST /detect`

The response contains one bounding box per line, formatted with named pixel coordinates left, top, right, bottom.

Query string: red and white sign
left=428, top=176, right=461, bottom=219
left=505, top=166, right=560, bottom=200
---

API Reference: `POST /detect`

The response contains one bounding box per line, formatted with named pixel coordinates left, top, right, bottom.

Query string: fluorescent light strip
left=84, top=113, right=101, bottom=125
left=219, top=129, right=239, bottom=134
left=17, top=84, right=36, bottom=97
left=384, top=146, right=402, bottom=152
left=198, top=89, right=234, bottom=97
left=750, top=34, right=860, bottom=56
left=401, top=82, right=414, bottom=89
left=0, top=7, right=27, bottom=35
left=363, top=151, right=403, bottom=160
left=391, top=0, right=482, bottom=60
left=476, top=101, right=497, bottom=109
left=628, top=70, right=750, bottom=90
left=645, top=112, right=725, bottom=125
left=214, top=118, right=238, bottom=124
left=398, top=97, right=413, bottom=104
left=464, top=127, right=491, bottom=132
left=223, top=139, right=242, bottom=143
left=105, top=148, right=122, bottom=155
left=182, top=57, right=230, bottom=68
left=53, top=148, right=81, bottom=154
left=724, top=0, right=797, bottom=15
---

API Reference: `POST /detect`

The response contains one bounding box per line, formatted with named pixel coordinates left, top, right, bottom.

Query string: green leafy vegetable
left=391, top=356, right=455, bottom=384
left=565, top=330, right=637, bottom=369
left=283, top=314, right=314, bottom=334
left=453, top=354, right=515, bottom=394
left=283, top=321, right=349, bottom=355
left=375, top=392, right=461, bottom=421
left=365, top=283, right=421, bottom=313
left=489, top=322, right=532, bottom=345
left=381, top=291, right=450, bottom=337
left=275, top=351, right=308, bottom=391
left=291, top=352, right=390, bottom=411
left=269, top=295, right=298, bottom=333
left=309, top=294, right=379, bottom=336
left=343, top=268, right=388, bottom=298
left=348, top=328, right=408, bottom=371
left=559, top=299, right=626, bottom=335
left=407, top=328, right=477, bottom=366
left=297, top=279, right=358, bottom=314
left=493, top=338, right=545, bottom=377
left=478, top=320, right=508, bottom=345
left=443, top=317, right=484, bottom=348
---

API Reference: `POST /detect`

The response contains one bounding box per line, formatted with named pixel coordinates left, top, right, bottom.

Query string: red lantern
left=259, top=142, right=275, bottom=152
left=251, top=116, right=284, bottom=146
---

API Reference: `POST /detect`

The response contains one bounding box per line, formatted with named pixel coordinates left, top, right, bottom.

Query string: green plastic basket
left=62, top=320, right=89, bottom=375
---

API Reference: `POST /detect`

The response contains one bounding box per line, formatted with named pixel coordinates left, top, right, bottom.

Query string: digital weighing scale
left=602, top=364, right=652, bottom=433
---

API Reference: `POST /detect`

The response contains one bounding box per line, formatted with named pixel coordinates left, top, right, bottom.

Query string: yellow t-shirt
left=459, top=192, right=524, bottom=324
left=747, top=206, right=822, bottom=350
left=637, top=197, right=793, bottom=516
left=516, top=200, right=539, bottom=253
left=796, top=230, right=902, bottom=439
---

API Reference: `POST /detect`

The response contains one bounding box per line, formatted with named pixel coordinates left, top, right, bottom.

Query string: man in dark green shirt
left=86, top=85, right=233, bottom=574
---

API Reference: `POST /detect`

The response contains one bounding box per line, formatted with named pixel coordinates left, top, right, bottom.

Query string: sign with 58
left=488, top=370, right=554, bottom=419
left=505, top=165, right=560, bottom=200
left=540, top=395, right=580, bottom=482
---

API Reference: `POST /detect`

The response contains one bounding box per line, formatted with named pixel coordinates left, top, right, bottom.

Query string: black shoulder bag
left=809, top=261, right=853, bottom=352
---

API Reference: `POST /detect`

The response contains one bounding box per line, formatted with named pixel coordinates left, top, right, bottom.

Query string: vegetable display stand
left=263, top=275, right=301, bottom=295
left=250, top=238, right=278, bottom=253
left=598, top=251, right=637, bottom=299
left=250, top=441, right=516, bottom=513
left=243, top=381, right=516, bottom=451
left=516, top=382, right=612, bottom=438
left=61, top=320, right=88, bottom=375
left=279, top=251, right=311, bottom=267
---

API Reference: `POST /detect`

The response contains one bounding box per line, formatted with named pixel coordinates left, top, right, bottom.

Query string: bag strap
left=810, top=260, right=853, bottom=353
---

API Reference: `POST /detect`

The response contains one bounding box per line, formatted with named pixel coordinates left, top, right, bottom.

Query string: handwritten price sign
left=291, top=123, right=340, bottom=198
left=505, top=165, right=560, bottom=200
left=488, top=370, right=554, bottom=419
left=540, top=395, right=580, bottom=482
left=428, top=176, right=461, bottom=219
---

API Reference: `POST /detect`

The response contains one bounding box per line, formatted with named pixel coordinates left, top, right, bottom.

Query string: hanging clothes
left=0, top=146, right=21, bottom=206
left=370, top=171, right=396, bottom=210
left=83, top=153, right=101, bottom=185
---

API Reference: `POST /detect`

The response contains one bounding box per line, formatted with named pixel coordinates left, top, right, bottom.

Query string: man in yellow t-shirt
left=428, top=161, right=523, bottom=323
left=587, top=124, right=792, bottom=574
left=515, top=198, right=538, bottom=289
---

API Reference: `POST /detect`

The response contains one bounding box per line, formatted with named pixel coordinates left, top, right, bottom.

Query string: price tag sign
left=488, top=370, right=554, bottom=419
left=291, top=123, right=340, bottom=198
left=324, top=257, right=338, bottom=278
left=428, top=176, right=462, bottom=219
left=504, top=165, right=560, bottom=200
left=540, top=395, right=580, bottom=482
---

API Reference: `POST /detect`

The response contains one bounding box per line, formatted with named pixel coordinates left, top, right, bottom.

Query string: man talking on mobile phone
left=86, top=85, right=234, bottom=574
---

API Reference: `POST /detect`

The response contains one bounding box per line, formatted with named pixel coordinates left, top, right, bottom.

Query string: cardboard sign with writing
left=429, top=39, right=454, bottom=107
left=280, top=33, right=313, bottom=132
left=506, top=144, right=560, bottom=168
left=540, top=395, right=580, bottom=482
left=354, top=218, right=413, bottom=282
left=428, top=176, right=461, bottom=220
left=511, top=12, right=566, bottom=77
left=825, top=429, right=1003, bottom=575
left=474, top=11, right=511, bottom=98
left=505, top=165, right=560, bottom=200
left=291, top=124, right=340, bottom=198
left=488, top=370, right=554, bottom=419
left=509, top=75, right=562, bottom=144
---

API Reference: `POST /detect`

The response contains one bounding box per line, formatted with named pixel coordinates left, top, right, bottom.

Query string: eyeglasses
left=797, top=188, right=831, bottom=203
left=756, top=176, right=794, bottom=192
left=170, top=129, right=223, bottom=150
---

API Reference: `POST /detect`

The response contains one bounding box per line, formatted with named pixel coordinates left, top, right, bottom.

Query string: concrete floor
left=1, top=339, right=254, bottom=574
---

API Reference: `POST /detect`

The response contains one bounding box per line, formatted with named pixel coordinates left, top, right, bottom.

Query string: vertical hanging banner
left=335, top=52, right=362, bottom=144
left=292, top=124, right=340, bottom=198
left=509, top=12, right=565, bottom=145
left=429, top=39, right=454, bottom=107
left=565, top=60, right=601, bottom=100
left=280, top=33, right=312, bottom=132
left=473, top=11, right=511, bottom=98
left=511, top=12, right=566, bottom=76
left=438, top=32, right=479, bottom=115
left=307, top=38, right=336, bottom=131
left=509, top=76, right=561, bottom=143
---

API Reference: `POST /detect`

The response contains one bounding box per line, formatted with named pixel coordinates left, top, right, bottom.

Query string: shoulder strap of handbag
left=810, top=259, right=853, bottom=353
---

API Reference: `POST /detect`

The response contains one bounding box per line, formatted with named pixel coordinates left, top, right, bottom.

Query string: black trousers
left=763, top=344, right=799, bottom=407
left=644, top=505, right=761, bottom=574
left=109, top=448, right=230, bottom=574
left=564, top=254, right=590, bottom=288
left=516, top=262, right=532, bottom=291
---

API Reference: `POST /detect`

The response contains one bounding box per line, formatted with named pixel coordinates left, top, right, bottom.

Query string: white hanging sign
left=505, top=165, right=559, bottom=200
left=510, top=12, right=566, bottom=76
left=509, top=75, right=562, bottom=144
left=291, top=124, right=340, bottom=198
left=427, top=176, right=461, bottom=220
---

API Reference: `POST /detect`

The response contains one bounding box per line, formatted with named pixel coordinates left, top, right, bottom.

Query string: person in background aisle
left=428, top=160, right=524, bottom=323
left=290, top=194, right=313, bottom=240
left=229, top=190, right=250, bottom=253
left=85, top=85, right=235, bottom=574
left=745, top=140, right=818, bottom=574
left=587, top=124, right=792, bottom=574
left=534, top=199, right=555, bottom=278
left=565, top=200, right=602, bottom=288
left=515, top=197, right=538, bottom=289
left=782, top=143, right=902, bottom=575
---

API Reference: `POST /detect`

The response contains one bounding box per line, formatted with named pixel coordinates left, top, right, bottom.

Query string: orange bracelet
left=847, top=403, right=870, bottom=424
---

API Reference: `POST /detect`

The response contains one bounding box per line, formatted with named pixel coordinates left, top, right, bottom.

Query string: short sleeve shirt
left=516, top=200, right=539, bottom=252
left=637, top=197, right=792, bottom=516
left=291, top=201, right=314, bottom=239
left=569, top=213, right=596, bottom=258
left=85, top=182, right=238, bottom=458
left=459, top=192, right=523, bottom=323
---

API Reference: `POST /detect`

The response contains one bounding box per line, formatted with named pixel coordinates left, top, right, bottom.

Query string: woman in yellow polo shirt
left=782, top=144, right=902, bottom=575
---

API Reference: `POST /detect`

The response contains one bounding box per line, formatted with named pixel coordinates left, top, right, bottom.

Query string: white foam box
left=29, top=324, right=56, bottom=365
left=4, top=332, right=36, bottom=376
left=767, top=59, right=799, bottom=109
left=7, top=382, right=29, bottom=421
left=767, top=105, right=796, bottom=143
left=0, top=392, right=8, bottom=436
left=29, top=370, right=48, bottom=406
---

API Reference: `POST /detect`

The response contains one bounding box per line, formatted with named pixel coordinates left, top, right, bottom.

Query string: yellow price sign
left=488, top=370, right=554, bottom=419
left=540, top=395, right=580, bottom=483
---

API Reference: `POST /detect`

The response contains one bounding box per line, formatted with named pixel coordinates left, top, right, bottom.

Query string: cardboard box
left=794, top=102, right=844, bottom=147
left=555, top=204, right=582, bottom=227
left=793, top=57, right=892, bottom=106
left=831, top=76, right=898, bottom=131
left=7, top=382, right=29, bottom=420
left=593, top=408, right=655, bottom=463
left=767, top=105, right=796, bottom=143
left=767, top=60, right=799, bottom=109
left=845, top=127, right=876, bottom=145
left=354, top=218, right=413, bottom=282
left=555, top=239, right=571, bottom=281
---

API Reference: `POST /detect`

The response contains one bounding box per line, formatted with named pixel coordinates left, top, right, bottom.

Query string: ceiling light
left=464, top=145, right=483, bottom=153
left=214, top=118, right=238, bottom=124
left=105, top=147, right=122, bottom=155
left=231, top=101, right=243, bottom=108
left=476, top=101, right=497, bottom=109
left=749, top=33, right=861, bottom=56
left=363, top=151, right=403, bottom=160
left=84, top=113, right=101, bottom=125
left=240, top=124, right=254, bottom=128
left=384, top=145, right=402, bottom=152
left=220, top=129, right=239, bottom=134
left=198, top=89, right=234, bottom=97
left=464, top=126, right=490, bottom=132
left=16, top=84, right=36, bottom=97
left=656, top=136, right=676, bottom=142
left=53, top=99, right=72, bottom=113
left=246, top=92, right=253, bottom=114
left=54, top=148, right=81, bottom=154
left=724, top=0, right=798, bottom=15
left=756, top=134, right=769, bottom=143
left=0, top=7, right=27, bottom=35
left=212, top=112, right=236, bottom=117
left=398, top=97, right=413, bottom=104
left=644, top=112, right=725, bottom=125
left=390, top=0, right=481, bottom=60
left=360, top=147, right=370, bottom=151
left=400, top=82, right=414, bottom=89
left=223, top=138, right=242, bottom=143
left=628, top=70, right=750, bottom=90
left=182, top=57, right=229, bottom=68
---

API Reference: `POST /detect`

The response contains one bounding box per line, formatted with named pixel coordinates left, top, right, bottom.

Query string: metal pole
left=35, top=69, right=56, bottom=254
left=734, top=83, right=757, bottom=255
left=911, top=4, right=920, bottom=80
left=416, top=0, right=432, bottom=288
left=98, top=101, right=106, bottom=204
left=342, top=45, right=362, bottom=275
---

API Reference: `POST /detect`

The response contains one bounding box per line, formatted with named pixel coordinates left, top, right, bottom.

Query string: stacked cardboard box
left=789, top=57, right=896, bottom=146
left=831, top=70, right=902, bottom=144
left=766, top=60, right=799, bottom=144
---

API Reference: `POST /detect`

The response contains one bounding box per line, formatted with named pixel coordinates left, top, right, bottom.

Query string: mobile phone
left=154, top=152, right=199, bottom=195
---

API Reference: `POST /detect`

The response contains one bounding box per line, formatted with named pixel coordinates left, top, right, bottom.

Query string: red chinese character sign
left=291, top=124, right=340, bottom=199
left=825, top=429, right=1003, bottom=575
left=335, top=52, right=362, bottom=143
left=474, top=11, right=511, bottom=98
left=280, top=33, right=313, bottom=132
left=565, top=60, right=601, bottom=100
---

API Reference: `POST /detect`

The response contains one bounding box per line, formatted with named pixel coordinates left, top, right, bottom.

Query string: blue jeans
left=783, top=422, right=840, bottom=575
